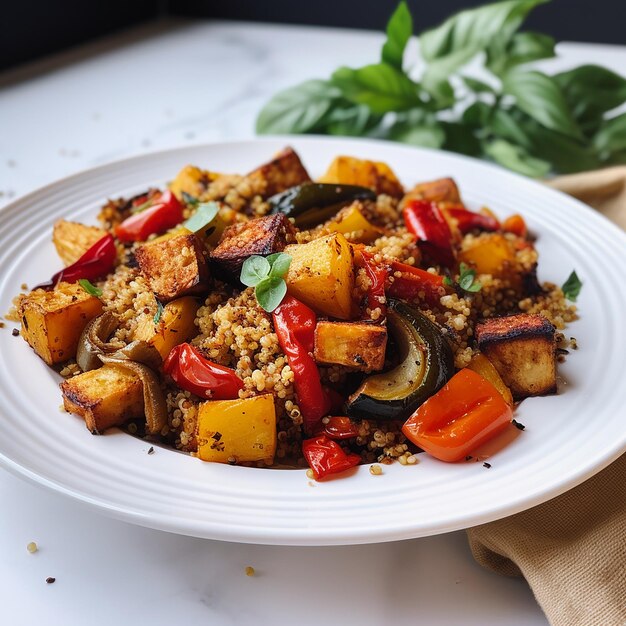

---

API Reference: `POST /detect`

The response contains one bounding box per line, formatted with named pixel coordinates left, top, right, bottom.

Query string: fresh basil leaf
left=255, top=276, right=287, bottom=313
left=461, top=76, right=495, bottom=94
left=321, top=102, right=383, bottom=136
left=420, top=0, right=548, bottom=78
left=441, top=122, right=482, bottom=157
left=256, top=79, right=341, bottom=134
left=455, top=263, right=482, bottom=293
left=503, top=69, right=583, bottom=140
left=78, top=279, right=102, bottom=298
left=240, top=255, right=271, bottom=287
left=462, top=101, right=493, bottom=129
left=382, top=1, right=413, bottom=69
left=489, top=107, right=534, bottom=149
left=555, top=65, right=626, bottom=127
left=484, top=138, right=551, bottom=178
left=561, top=270, right=582, bottom=302
left=153, top=299, right=164, bottom=325
left=331, top=64, right=422, bottom=113
left=389, top=121, right=445, bottom=148
left=183, top=201, right=219, bottom=234
left=593, top=113, right=626, bottom=156
left=488, top=31, right=555, bottom=75
left=267, top=252, right=292, bottom=278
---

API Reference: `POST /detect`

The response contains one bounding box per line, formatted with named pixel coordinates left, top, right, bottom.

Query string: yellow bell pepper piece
left=467, top=353, right=514, bottom=406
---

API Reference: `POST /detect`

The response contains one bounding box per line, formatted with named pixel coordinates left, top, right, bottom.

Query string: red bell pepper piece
left=402, top=369, right=513, bottom=463
left=163, top=343, right=244, bottom=400
left=36, top=233, right=117, bottom=290
left=302, top=434, right=361, bottom=479
left=355, top=252, right=388, bottom=319
left=403, top=200, right=455, bottom=267
left=114, top=190, right=184, bottom=242
left=386, top=260, right=445, bottom=306
left=324, top=417, right=360, bottom=440
left=272, top=296, right=330, bottom=433
left=446, top=207, right=499, bottom=234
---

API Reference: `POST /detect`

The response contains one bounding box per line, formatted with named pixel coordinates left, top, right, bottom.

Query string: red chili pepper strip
left=302, top=435, right=361, bottom=479
left=324, top=417, right=360, bottom=440
left=163, top=343, right=243, bottom=400
left=402, top=369, right=513, bottom=463
left=355, top=252, right=388, bottom=319
left=273, top=296, right=330, bottom=433
left=115, top=190, right=184, bottom=242
left=446, top=207, right=499, bottom=234
left=36, top=233, right=117, bottom=290
left=403, top=200, right=455, bottom=267
left=502, top=214, right=528, bottom=238
left=386, top=260, right=445, bottom=306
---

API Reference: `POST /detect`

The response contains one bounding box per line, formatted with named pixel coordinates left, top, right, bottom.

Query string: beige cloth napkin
left=467, top=167, right=626, bottom=626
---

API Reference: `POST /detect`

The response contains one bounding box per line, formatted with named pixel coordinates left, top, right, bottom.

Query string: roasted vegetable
left=314, top=321, right=387, bottom=371
left=53, top=220, right=108, bottom=266
left=302, top=434, right=361, bottom=479
left=169, top=165, right=222, bottom=201
left=402, top=369, right=513, bottom=463
left=268, top=183, right=375, bottom=229
left=76, top=311, right=121, bottom=371
left=327, top=203, right=382, bottom=242
left=347, top=299, right=454, bottom=421
left=19, top=282, right=103, bottom=365
left=458, top=233, right=518, bottom=279
left=284, top=233, right=355, bottom=320
left=195, top=394, right=276, bottom=464
left=475, top=313, right=557, bottom=400
left=318, top=156, right=404, bottom=197
left=135, top=232, right=210, bottom=302
left=245, top=146, right=311, bottom=197
left=61, top=364, right=144, bottom=434
left=132, top=296, right=200, bottom=360
left=401, top=177, right=461, bottom=206
left=467, top=353, right=514, bottom=406
left=403, top=200, right=455, bottom=267
left=210, top=214, right=295, bottom=277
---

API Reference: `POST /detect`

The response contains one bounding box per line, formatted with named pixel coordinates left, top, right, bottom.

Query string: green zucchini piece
left=268, top=183, right=376, bottom=229
left=346, top=299, right=454, bottom=421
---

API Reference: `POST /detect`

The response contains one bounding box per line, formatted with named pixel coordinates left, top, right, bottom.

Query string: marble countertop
left=2, top=19, right=625, bottom=625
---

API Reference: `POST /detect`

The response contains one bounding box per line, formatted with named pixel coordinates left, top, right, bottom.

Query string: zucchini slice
left=346, top=299, right=454, bottom=421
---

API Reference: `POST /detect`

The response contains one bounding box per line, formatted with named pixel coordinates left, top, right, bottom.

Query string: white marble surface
left=2, top=18, right=626, bottom=625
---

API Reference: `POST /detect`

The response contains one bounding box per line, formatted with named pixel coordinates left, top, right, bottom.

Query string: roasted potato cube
left=61, top=364, right=144, bottom=434
left=327, top=202, right=383, bottom=243
left=209, top=214, right=296, bottom=276
left=135, top=233, right=210, bottom=302
left=132, top=296, right=200, bottom=359
left=314, top=321, right=387, bottom=371
left=284, top=233, right=355, bottom=320
left=52, top=220, right=107, bottom=266
left=401, top=178, right=461, bottom=206
left=318, top=156, right=404, bottom=198
left=18, top=282, right=103, bottom=365
left=169, top=165, right=223, bottom=201
left=196, top=394, right=276, bottom=464
left=475, top=313, right=556, bottom=400
left=245, top=147, right=311, bottom=198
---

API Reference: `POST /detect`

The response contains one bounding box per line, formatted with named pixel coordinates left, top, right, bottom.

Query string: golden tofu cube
left=52, top=220, right=107, bottom=266
left=245, top=147, right=311, bottom=197
left=284, top=233, right=355, bottom=320
left=475, top=313, right=556, bottom=400
left=135, top=233, right=210, bottom=302
left=18, top=282, right=103, bottom=365
left=318, top=156, right=404, bottom=198
left=314, top=321, right=387, bottom=371
left=196, top=394, right=276, bottom=464
left=132, top=296, right=200, bottom=359
left=401, top=177, right=461, bottom=206
left=61, top=364, right=144, bottom=434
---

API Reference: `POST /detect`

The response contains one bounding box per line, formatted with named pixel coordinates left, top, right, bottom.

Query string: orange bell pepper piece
left=502, top=214, right=528, bottom=238
left=402, top=369, right=513, bottom=462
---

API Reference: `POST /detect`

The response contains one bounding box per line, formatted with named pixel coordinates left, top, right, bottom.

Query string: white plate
left=0, top=137, right=624, bottom=546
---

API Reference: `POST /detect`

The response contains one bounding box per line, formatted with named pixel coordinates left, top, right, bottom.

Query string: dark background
left=2, top=0, right=623, bottom=72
